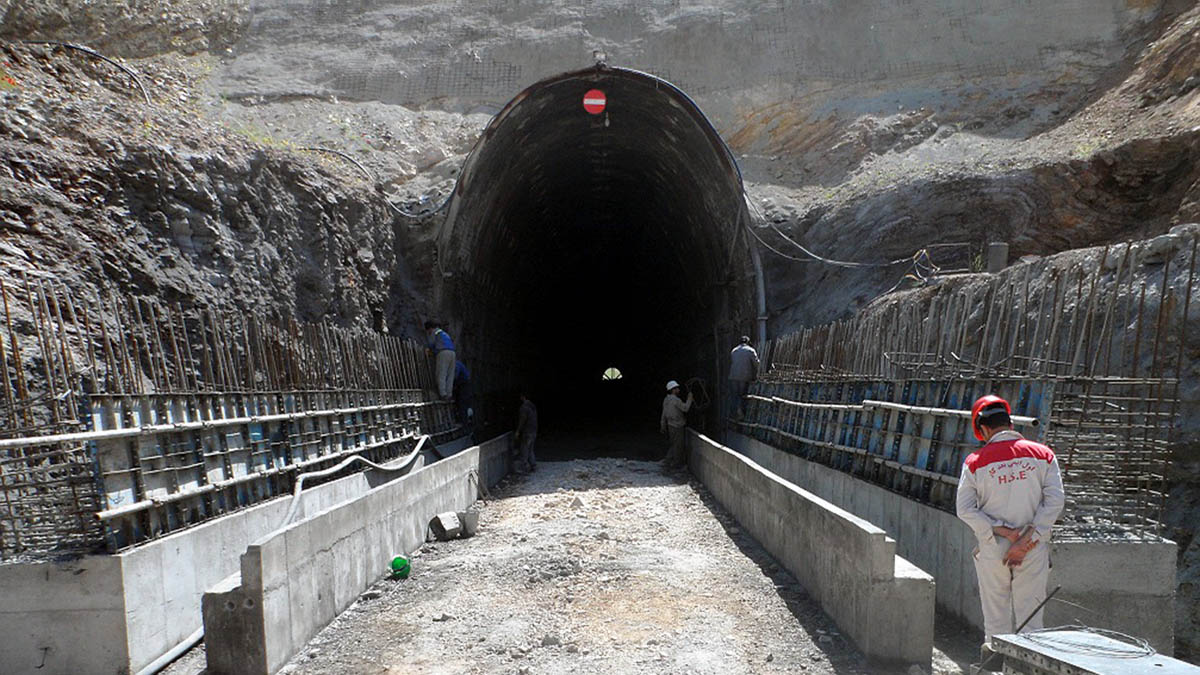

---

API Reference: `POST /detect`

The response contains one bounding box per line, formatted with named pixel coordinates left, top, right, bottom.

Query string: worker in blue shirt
left=424, top=320, right=456, bottom=399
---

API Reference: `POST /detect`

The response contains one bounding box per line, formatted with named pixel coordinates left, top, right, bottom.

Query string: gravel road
left=285, top=458, right=865, bottom=674
left=280, top=457, right=976, bottom=675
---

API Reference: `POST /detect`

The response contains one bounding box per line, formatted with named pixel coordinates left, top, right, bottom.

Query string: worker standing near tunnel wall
left=661, top=380, right=694, bottom=470
left=453, top=360, right=474, bottom=430
left=425, top=320, right=456, bottom=399
left=727, top=335, right=760, bottom=421
left=956, top=395, right=1066, bottom=643
left=514, top=392, right=538, bottom=474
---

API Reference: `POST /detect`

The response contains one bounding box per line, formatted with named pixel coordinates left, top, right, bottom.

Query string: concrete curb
left=689, top=431, right=935, bottom=666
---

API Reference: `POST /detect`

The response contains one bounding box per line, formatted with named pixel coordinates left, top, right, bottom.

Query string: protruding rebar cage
left=0, top=276, right=466, bottom=559
left=739, top=234, right=1198, bottom=539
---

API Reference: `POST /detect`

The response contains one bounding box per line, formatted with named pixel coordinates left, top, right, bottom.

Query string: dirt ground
left=269, top=456, right=978, bottom=675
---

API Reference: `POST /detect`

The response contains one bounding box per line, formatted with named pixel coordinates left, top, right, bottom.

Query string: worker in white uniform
left=660, top=380, right=693, bottom=470
left=956, top=395, right=1065, bottom=642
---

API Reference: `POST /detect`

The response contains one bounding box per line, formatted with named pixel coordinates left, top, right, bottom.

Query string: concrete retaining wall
left=203, top=433, right=509, bottom=675
left=723, top=431, right=1177, bottom=653
left=689, top=431, right=935, bottom=666
left=0, top=435, right=473, bottom=675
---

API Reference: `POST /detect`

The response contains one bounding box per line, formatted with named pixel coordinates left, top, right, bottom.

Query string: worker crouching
left=956, top=395, right=1065, bottom=643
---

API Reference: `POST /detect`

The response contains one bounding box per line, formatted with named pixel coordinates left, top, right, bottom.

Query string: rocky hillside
left=0, top=41, right=444, bottom=337
left=751, top=1, right=1200, bottom=325
left=1, top=0, right=249, bottom=57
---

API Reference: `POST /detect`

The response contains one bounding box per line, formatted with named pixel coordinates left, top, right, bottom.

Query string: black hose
left=22, top=40, right=151, bottom=105
left=300, top=146, right=446, bottom=218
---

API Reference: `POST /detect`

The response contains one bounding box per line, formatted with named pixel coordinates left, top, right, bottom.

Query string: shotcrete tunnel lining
left=437, top=66, right=761, bottom=438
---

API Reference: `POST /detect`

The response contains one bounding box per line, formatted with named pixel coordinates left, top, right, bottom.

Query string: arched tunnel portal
left=437, top=67, right=762, bottom=447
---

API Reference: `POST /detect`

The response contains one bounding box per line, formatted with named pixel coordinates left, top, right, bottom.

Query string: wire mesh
left=738, top=235, right=1197, bottom=539
left=0, top=275, right=461, bottom=558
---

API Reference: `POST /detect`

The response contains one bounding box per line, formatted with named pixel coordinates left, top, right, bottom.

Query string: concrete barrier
left=202, top=433, right=509, bottom=674
left=0, top=434, right=472, bottom=675
left=723, top=431, right=1178, bottom=653
left=689, top=431, right=935, bottom=666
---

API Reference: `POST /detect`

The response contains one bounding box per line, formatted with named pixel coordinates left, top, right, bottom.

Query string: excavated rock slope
left=0, top=43, right=435, bottom=336
left=1, top=0, right=249, bottom=58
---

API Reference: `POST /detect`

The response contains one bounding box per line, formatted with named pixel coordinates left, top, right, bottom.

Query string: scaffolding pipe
left=747, top=221, right=769, bottom=350
left=0, top=399, right=450, bottom=451
left=861, top=399, right=1040, bottom=427
left=747, top=395, right=1040, bottom=427
left=93, top=428, right=455, bottom=521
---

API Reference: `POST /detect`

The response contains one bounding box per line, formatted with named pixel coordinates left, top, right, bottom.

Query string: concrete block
left=880, top=557, right=936, bottom=666
left=261, top=578, right=293, bottom=673
left=160, top=530, right=200, bottom=646
left=431, top=511, right=463, bottom=540
left=958, top=527, right=985, bottom=629
left=257, top=532, right=291, bottom=592
left=121, top=547, right=167, bottom=664
left=202, top=574, right=267, bottom=675
left=0, top=557, right=128, bottom=675
left=286, top=556, right=320, bottom=650
left=284, top=520, right=315, bottom=563
left=1050, top=539, right=1176, bottom=595
left=313, top=547, right=338, bottom=628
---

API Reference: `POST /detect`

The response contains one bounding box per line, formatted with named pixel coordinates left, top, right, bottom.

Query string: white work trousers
left=973, top=539, right=1050, bottom=640
left=435, top=349, right=455, bottom=399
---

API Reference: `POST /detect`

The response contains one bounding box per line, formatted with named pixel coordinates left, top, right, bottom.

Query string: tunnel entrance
left=438, top=66, right=759, bottom=446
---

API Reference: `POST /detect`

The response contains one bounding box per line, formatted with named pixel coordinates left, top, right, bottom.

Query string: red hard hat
left=971, top=395, right=1012, bottom=442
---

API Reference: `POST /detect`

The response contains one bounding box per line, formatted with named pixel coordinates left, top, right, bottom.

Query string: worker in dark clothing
left=452, top=361, right=473, bottom=429
left=727, top=336, right=759, bottom=421
left=514, top=393, right=538, bottom=474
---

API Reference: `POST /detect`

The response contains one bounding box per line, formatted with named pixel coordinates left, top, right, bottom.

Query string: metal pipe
left=94, top=427, right=455, bottom=521
left=861, top=399, right=1040, bottom=427
left=746, top=221, right=769, bottom=352
left=135, top=627, right=203, bottom=675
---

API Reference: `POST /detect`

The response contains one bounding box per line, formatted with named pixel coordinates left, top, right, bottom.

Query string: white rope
left=279, top=435, right=431, bottom=528
left=1021, top=625, right=1156, bottom=659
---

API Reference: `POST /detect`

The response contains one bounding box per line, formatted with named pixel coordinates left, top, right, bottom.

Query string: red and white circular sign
left=582, top=89, right=606, bottom=115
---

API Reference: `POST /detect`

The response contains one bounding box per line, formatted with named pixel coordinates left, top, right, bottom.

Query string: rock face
left=0, top=0, right=250, bottom=58
left=217, top=0, right=1161, bottom=130
left=750, top=2, right=1200, bottom=333
left=0, top=43, right=433, bottom=336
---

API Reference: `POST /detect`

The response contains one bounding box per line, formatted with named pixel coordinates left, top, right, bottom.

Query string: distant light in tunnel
left=602, top=367, right=623, bottom=381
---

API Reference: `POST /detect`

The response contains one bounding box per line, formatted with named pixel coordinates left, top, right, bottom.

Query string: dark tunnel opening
left=437, top=67, right=759, bottom=454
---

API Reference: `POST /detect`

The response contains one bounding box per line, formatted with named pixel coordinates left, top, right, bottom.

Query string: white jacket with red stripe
left=956, top=430, right=1065, bottom=560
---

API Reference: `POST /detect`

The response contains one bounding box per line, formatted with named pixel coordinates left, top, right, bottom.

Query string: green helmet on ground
left=391, top=555, right=411, bottom=579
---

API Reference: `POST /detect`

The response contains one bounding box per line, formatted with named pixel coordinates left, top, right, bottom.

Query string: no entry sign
left=583, top=89, right=606, bottom=115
